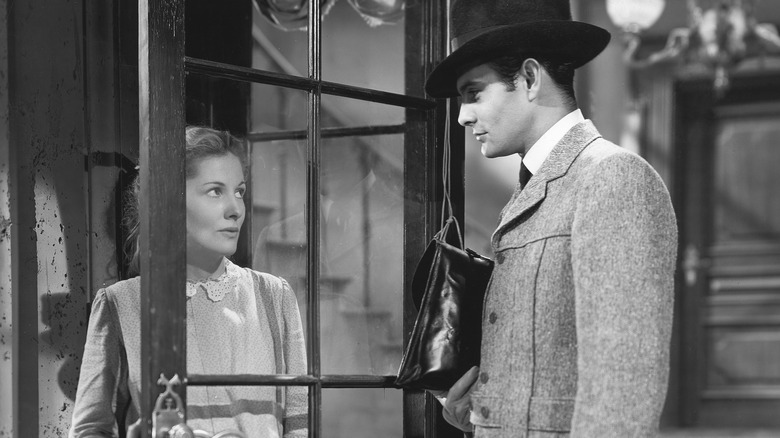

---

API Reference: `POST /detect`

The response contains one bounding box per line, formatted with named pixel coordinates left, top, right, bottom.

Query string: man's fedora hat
left=425, top=0, right=611, bottom=98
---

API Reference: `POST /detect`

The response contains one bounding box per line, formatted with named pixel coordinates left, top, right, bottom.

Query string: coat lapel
left=492, top=121, right=602, bottom=242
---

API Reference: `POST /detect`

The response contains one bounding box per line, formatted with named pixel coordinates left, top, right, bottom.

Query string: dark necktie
left=519, top=162, right=532, bottom=189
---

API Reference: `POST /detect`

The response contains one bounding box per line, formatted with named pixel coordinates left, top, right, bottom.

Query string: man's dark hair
left=488, top=53, right=577, bottom=107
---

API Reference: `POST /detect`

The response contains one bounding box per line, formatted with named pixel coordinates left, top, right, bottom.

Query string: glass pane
left=250, top=137, right=309, bottom=309
left=183, top=74, right=310, bottom=435
left=184, top=71, right=309, bottom=359
left=319, top=132, right=404, bottom=375
left=187, top=72, right=308, bottom=135
left=185, top=1, right=308, bottom=76
left=252, top=0, right=308, bottom=77
left=246, top=83, right=311, bottom=361
left=185, top=2, right=253, bottom=68
left=321, top=95, right=404, bottom=129
left=186, top=385, right=309, bottom=436
left=251, top=82, right=309, bottom=133
left=322, top=0, right=404, bottom=93
left=323, top=388, right=402, bottom=438
left=186, top=73, right=252, bottom=133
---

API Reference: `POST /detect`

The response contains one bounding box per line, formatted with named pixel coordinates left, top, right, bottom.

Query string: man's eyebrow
left=457, top=79, right=478, bottom=95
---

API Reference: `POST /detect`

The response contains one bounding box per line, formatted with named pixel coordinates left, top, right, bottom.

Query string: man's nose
left=457, top=104, right=475, bottom=127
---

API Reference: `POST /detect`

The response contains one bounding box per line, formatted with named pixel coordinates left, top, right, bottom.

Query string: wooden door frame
left=137, top=0, right=188, bottom=433
left=673, top=74, right=715, bottom=427
left=672, top=70, right=780, bottom=428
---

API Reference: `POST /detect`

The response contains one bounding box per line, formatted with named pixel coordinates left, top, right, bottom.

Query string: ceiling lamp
left=606, top=0, right=666, bottom=34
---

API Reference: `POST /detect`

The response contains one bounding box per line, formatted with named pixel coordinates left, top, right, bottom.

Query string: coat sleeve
left=570, top=152, right=677, bottom=437
left=278, top=278, right=309, bottom=438
left=69, top=289, right=124, bottom=438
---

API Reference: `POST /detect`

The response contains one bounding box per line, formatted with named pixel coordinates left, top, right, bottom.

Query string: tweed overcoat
left=469, top=121, right=677, bottom=438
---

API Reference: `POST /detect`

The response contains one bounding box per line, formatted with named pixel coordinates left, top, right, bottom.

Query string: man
left=425, top=0, right=678, bottom=437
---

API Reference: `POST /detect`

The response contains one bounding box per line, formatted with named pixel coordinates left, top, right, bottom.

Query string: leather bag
left=395, top=216, right=494, bottom=391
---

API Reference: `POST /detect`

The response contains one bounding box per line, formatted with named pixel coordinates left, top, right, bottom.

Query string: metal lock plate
left=153, top=374, right=194, bottom=438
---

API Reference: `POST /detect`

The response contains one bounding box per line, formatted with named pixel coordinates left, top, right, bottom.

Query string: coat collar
left=492, top=120, right=602, bottom=243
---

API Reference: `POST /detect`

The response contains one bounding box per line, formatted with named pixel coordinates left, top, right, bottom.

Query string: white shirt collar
left=522, top=109, right=584, bottom=175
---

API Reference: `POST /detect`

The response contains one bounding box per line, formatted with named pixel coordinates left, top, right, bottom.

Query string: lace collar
left=186, top=258, right=240, bottom=302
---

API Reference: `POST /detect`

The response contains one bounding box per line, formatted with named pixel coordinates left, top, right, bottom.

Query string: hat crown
left=451, top=0, right=572, bottom=39
left=425, top=0, right=609, bottom=97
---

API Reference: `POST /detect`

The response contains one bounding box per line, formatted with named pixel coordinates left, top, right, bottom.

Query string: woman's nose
left=226, top=196, right=244, bottom=221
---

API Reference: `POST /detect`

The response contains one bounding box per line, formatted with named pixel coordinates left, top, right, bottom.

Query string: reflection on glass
left=249, top=83, right=406, bottom=377
left=322, top=0, right=404, bottom=93
left=251, top=0, right=407, bottom=92
left=321, top=95, right=404, bottom=129
left=251, top=133, right=405, bottom=377
left=247, top=80, right=309, bottom=298
left=251, top=83, right=309, bottom=133
left=251, top=137, right=309, bottom=315
left=252, top=1, right=308, bottom=77
left=323, top=388, right=402, bottom=438
left=319, top=134, right=404, bottom=375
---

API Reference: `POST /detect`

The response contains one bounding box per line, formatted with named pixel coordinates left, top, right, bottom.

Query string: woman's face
left=186, top=153, right=246, bottom=266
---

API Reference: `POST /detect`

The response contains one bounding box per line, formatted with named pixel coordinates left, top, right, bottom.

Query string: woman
left=70, top=126, right=308, bottom=438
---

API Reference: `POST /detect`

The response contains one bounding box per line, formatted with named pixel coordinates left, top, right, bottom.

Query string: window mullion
left=307, top=0, right=323, bottom=437
left=138, top=0, right=187, bottom=436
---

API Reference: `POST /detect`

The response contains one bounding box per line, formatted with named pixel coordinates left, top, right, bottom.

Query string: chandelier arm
left=625, top=28, right=688, bottom=69
left=687, top=0, right=703, bottom=28
left=755, top=23, right=780, bottom=52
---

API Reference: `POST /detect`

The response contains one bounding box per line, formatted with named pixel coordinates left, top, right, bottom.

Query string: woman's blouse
left=69, top=259, right=308, bottom=437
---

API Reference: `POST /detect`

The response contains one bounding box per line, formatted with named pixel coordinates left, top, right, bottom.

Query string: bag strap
left=441, top=99, right=454, bottom=227
left=438, top=100, right=464, bottom=249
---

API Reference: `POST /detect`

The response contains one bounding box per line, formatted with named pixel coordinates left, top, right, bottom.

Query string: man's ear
left=521, top=58, right=542, bottom=99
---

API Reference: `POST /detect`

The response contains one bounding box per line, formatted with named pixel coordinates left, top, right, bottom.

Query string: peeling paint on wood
left=6, top=0, right=94, bottom=435
left=1, top=0, right=14, bottom=433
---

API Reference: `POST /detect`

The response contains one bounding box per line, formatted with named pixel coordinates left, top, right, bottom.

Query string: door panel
left=678, top=76, right=780, bottom=428
left=713, top=109, right=780, bottom=241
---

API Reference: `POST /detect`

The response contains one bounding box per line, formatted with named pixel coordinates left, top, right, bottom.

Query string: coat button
left=481, top=406, right=490, bottom=419
left=480, top=372, right=489, bottom=384
left=496, top=253, right=505, bottom=264
left=489, top=312, right=497, bottom=324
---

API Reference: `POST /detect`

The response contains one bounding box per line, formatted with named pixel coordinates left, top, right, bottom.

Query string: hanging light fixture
left=606, top=0, right=666, bottom=34
left=607, top=0, right=780, bottom=96
left=255, top=0, right=404, bottom=31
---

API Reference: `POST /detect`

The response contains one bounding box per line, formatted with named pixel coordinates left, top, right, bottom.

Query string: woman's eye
left=235, top=189, right=245, bottom=199
left=207, top=188, right=221, bottom=197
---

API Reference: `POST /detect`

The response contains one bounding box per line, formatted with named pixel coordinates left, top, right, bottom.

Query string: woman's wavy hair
left=123, top=126, right=248, bottom=276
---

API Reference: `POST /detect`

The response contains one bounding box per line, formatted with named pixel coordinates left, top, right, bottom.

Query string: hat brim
left=425, top=20, right=611, bottom=98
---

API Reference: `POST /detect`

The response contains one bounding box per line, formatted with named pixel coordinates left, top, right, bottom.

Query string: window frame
left=136, top=0, right=463, bottom=436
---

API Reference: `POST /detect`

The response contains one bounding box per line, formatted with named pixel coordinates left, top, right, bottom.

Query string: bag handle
left=439, top=100, right=465, bottom=249
left=434, top=217, right=464, bottom=250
